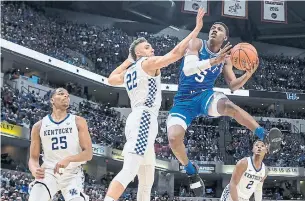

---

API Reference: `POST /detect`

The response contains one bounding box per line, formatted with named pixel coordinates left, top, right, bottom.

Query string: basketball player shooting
left=220, top=140, right=268, bottom=201
left=28, top=88, right=92, bottom=201
left=166, top=22, right=282, bottom=195
left=104, top=8, right=205, bottom=201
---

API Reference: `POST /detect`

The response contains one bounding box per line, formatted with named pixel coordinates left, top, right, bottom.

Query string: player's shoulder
left=75, top=115, right=88, bottom=127
left=236, top=157, right=249, bottom=169
left=32, top=120, right=42, bottom=133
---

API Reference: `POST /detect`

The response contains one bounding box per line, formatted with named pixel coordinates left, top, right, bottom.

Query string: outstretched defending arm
left=108, top=55, right=134, bottom=86
left=229, top=158, right=248, bottom=201
left=141, top=8, right=205, bottom=71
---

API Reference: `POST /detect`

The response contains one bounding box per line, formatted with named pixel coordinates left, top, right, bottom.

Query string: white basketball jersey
left=236, top=157, right=266, bottom=199
left=40, top=114, right=84, bottom=169
left=124, top=57, right=162, bottom=115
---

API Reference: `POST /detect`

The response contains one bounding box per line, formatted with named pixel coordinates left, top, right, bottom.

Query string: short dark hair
left=49, top=88, right=66, bottom=99
left=253, top=140, right=265, bottom=146
left=213, top=22, right=229, bottom=37
left=129, top=37, right=147, bottom=61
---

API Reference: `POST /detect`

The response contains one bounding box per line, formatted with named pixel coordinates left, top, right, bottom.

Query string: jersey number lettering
left=246, top=181, right=254, bottom=189
left=52, top=136, right=67, bottom=150
left=127, top=71, right=137, bottom=90
left=195, top=70, right=208, bottom=83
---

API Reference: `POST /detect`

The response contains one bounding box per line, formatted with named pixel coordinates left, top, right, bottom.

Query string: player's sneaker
left=188, top=163, right=205, bottom=197
left=264, top=127, right=283, bottom=154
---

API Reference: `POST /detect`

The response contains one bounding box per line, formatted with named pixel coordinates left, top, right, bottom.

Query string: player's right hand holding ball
left=32, top=166, right=45, bottom=179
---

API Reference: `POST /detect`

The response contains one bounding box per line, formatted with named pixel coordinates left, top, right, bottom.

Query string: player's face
left=252, top=141, right=267, bottom=157
left=51, top=88, right=70, bottom=110
left=209, top=24, right=227, bottom=44
left=136, top=42, right=155, bottom=58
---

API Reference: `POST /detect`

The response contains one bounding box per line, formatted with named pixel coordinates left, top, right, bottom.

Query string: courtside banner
left=249, top=90, right=305, bottom=101
left=182, top=0, right=209, bottom=16
left=262, top=0, right=287, bottom=23
left=180, top=163, right=216, bottom=173
left=0, top=122, right=22, bottom=138
left=222, top=0, right=248, bottom=19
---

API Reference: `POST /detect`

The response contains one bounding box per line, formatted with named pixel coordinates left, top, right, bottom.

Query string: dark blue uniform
left=169, top=40, right=225, bottom=127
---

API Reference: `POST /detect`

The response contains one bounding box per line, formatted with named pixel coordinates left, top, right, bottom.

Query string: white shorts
left=123, top=109, right=157, bottom=165
left=31, top=166, right=88, bottom=201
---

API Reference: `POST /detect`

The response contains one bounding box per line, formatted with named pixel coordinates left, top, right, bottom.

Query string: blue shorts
left=168, top=89, right=227, bottom=129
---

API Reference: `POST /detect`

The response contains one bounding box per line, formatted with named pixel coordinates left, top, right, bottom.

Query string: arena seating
left=2, top=2, right=305, bottom=92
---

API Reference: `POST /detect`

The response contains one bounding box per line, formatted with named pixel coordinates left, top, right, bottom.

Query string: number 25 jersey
left=40, top=114, right=84, bottom=169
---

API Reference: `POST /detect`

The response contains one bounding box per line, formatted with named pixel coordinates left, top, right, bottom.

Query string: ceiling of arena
left=35, top=1, right=305, bottom=48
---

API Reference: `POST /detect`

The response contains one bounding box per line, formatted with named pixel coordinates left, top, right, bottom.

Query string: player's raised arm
left=254, top=166, right=268, bottom=201
left=28, top=121, right=45, bottom=179
left=54, top=116, right=93, bottom=174
left=141, top=8, right=205, bottom=71
left=108, top=54, right=134, bottom=86
left=229, top=158, right=248, bottom=201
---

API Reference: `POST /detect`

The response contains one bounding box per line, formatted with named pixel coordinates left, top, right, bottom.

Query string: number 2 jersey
left=40, top=114, right=84, bottom=170
left=124, top=57, right=162, bottom=115
left=222, top=157, right=266, bottom=200
left=175, top=39, right=224, bottom=101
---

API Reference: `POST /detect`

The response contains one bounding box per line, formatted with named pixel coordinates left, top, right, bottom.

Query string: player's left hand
left=195, top=7, right=205, bottom=31
left=54, top=158, right=70, bottom=174
left=245, top=60, right=259, bottom=77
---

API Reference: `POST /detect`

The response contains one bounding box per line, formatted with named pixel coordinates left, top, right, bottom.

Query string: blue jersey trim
left=48, top=114, right=70, bottom=125
left=250, top=156, right=263, bottom=172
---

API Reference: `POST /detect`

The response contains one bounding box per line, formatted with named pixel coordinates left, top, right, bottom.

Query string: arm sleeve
left=182, top=55, right=212, bottom=76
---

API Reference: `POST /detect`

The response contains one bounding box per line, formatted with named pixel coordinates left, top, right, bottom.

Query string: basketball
left=231, top=43, right=259, bottom=71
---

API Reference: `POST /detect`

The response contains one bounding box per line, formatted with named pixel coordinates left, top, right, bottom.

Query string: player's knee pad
left=209, top=92, right=228, bottom=117
left=113, top=167, right=138, bottom=188
left=28, top=183, right=52, bottom=201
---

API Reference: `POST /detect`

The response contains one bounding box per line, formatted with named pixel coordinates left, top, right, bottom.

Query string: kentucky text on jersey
left=44, top=127, right=73, bottom=136
left=243, top=172, right=263, bottom=181
left=176, top=40, right=224, bottom=98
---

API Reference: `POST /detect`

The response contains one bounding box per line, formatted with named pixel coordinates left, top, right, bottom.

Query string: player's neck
left=51, top=109, right=68, bottom=122
left=206, top=40, right=222, bottom=53
left=252, top=155, right=263, bottom=169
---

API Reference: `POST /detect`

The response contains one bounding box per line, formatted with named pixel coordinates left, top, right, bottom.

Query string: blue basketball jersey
left=175, top=40, right=224, bottom=100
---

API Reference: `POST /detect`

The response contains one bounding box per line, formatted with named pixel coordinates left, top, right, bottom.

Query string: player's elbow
left=108, top=76, right=123, bottom=86
left=86, top=148, right=93, bottom=161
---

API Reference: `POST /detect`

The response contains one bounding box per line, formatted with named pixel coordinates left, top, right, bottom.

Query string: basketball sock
left=184, top=160, right=196, bottom=175
left=254, top=126, right=265, bottom=140
left=104, top=196, right=115, bottom=201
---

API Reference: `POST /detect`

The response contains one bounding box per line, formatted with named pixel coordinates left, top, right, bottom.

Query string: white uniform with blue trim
left=220, top=157, right=266, bottom=201
left=123, top=57, right=161, bottom=164
left=29, top=114, right=88, bottom=201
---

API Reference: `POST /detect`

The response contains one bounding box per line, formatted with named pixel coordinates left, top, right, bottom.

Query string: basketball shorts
left=168, top=89, right=227, bottom=130
left=123, top=109, right=157, bottom=165
left=220, top=185, right=249, bottom=201
left=30, top=166, right=88, bottom=201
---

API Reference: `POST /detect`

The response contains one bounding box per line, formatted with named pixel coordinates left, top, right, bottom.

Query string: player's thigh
left=60, top=168, right=88, bottom=201
left=167, top=101, right=195, bottom=135
left=29, top=170, right=58, bottom=201
left=203, top=91, right=228, bottom=117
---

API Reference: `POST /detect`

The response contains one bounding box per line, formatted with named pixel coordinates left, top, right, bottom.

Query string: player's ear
left=224, top=36, right=228, bottom=41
